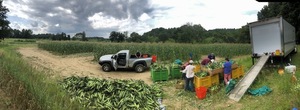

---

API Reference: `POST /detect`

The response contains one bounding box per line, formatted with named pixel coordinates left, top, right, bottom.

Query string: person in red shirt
left=201, top=58, right=211, bottom=65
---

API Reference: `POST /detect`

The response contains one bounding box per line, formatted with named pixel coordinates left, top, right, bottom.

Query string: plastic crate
left=151, top=69, right=169, bottom=82
left=231, top=68, right=239, bottom=79
left=231, top=64, right=239, bottom=69
left=211, top=74, right=219, bottom=85
left=239, top=66, right=244, bottom=76
left=210, top=68, right=223, bottom=76
left=194, top=76, right=211, bottom=88
left=194, top=65, right=201, bottom=73
left=170, top=68, right=181, bottom=79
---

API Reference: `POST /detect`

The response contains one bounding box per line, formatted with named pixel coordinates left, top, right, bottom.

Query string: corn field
left=37, top=41, right=251, bottom=62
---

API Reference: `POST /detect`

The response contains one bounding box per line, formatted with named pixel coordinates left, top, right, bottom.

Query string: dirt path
left=17, top=47, right=153, bottom=85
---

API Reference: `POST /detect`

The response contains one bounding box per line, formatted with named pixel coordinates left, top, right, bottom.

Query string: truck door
left=112, top=55, right=118, bottom=70
left=116, top=53, right=127, bottom=68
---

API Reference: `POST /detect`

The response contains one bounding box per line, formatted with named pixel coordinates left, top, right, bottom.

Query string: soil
left=17, top=47, right=153, bottom=85
left=0, top=88, right=16, bottom=110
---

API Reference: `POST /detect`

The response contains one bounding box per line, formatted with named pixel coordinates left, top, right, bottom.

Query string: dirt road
left=18, top=47, right=153, bottom=84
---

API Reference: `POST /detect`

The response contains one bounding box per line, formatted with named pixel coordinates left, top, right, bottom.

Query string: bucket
left=152, top=55, right=157, bottom=63
left=195, top=86, right=207, bottom=99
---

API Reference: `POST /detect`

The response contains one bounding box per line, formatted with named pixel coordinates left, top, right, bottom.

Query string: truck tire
left=135, top=64, right=145, bottom=73
left=102, top=63, right=112, bottom=72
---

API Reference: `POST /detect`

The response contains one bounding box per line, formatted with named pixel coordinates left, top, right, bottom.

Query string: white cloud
left=138, top=13, right=151, bottom=21
left=150, top=0, right=267, bottom=30
left=88, top=12, right=127, bottom=29
left=55, top=7, right=72, bottom=14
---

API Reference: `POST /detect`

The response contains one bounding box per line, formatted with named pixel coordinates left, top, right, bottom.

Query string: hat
left=189, top=60, right=194, bottom=64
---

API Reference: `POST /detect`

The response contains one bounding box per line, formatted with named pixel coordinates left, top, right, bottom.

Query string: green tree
left=128, top=32, right=142, bottom=42
left=109, top=31, right=125, bottom=42
left=0, top=0, right=10, bottom=41
left=21, top=29, right=33, bottom=39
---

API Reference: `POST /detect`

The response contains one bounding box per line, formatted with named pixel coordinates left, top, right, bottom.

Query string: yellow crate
left=211, top=74, right=219, bottom=85
left=194, top=76, right=211, bottom=88
left=194, top=65, right=201, bottom=73
left=231, top=68, right=239, bottom=79
left=238, top=66, right=244, bottom=76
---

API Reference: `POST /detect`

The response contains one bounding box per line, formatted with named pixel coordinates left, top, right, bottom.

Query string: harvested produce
left=195, top=71, right=208, bottom=78
left=60, top=76, right=163, bottom=109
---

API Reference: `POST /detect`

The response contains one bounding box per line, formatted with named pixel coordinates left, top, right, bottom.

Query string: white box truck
left=249, top=16, right=297, bottom=64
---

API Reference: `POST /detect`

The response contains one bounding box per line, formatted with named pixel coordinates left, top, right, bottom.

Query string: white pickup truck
left=98, top=50, right=153, bottom=73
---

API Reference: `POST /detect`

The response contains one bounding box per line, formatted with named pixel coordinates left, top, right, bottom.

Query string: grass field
left=0, top=38, right=299, bottom=109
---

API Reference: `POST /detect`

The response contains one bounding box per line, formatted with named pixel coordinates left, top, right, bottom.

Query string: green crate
left=151, top=69, right=169, bottom=82
left=170, top=68, right=181, bottom=79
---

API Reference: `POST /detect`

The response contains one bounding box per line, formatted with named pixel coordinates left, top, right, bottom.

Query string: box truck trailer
left=249, top=16, right=297, bottom=65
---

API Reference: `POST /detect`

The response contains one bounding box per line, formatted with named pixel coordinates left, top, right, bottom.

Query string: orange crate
left=211, top=74, right=219, bottom=85
left=194, top=76, right=211, bottom=88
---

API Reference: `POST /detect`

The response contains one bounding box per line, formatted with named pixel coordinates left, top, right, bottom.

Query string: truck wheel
left=102, top=63, right=112, bottom=72
left=135, top=64, right=145, bottom=73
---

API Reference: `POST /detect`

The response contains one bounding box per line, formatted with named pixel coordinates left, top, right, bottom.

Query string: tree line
left=110, top=23, right=250, bottom=43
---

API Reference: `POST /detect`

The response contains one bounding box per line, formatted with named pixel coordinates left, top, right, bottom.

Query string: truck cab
left=98, top=50, right=153, bottom=73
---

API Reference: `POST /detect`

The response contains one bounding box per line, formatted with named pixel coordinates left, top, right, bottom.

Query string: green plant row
left=38, top=41, right=252, bottom=62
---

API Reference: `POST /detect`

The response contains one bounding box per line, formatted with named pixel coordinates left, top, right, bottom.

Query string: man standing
left=182, top=60, right=195, bottom=92
left=223, top=58, right=232, bottom=85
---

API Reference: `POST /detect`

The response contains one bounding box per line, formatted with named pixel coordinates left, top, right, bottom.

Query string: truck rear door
left=251, top=22, right=281, bottom=56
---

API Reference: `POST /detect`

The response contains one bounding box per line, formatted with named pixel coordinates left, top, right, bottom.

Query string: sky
left=3, top=0, right=268, bottom=38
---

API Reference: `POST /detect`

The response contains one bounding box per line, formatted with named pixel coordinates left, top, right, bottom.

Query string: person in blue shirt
left=223, top=58, right=232, bottom=85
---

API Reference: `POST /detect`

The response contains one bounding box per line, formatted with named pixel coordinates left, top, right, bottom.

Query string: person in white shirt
left=182, top=60, right=196, bottom=92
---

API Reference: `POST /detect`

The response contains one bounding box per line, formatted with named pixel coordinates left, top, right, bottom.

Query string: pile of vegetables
left=171, top=63, right=181, bottom=69
left=150, top=63, right=169, bottom=71
left=206, top=62, right=223, bottom=70
left=60, top=76, right=163, bottom=109
left=195, top=71, right=209, bottom=78
left=210, top=84, right=220, bottom=93
left=206, top=60, right=237, bottom=70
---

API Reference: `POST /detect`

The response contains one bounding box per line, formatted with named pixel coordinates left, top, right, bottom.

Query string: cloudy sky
left=3, top=0, right=268, bottom=38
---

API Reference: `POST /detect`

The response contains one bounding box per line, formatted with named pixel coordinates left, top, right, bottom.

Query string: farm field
left=18, top=47, right=153, bottom=85
left=0, top=39, right=300, bottom=109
